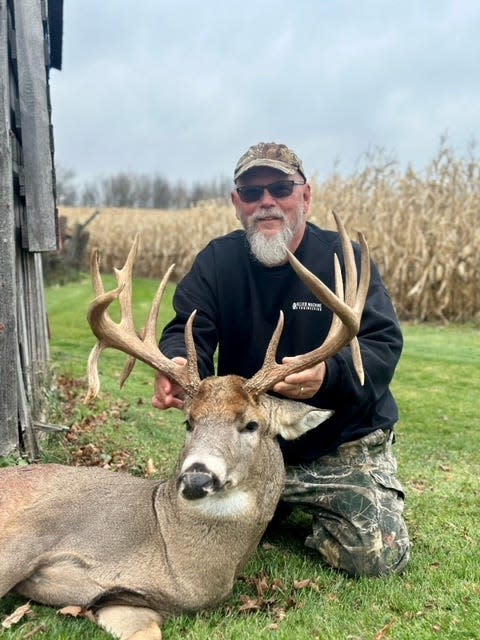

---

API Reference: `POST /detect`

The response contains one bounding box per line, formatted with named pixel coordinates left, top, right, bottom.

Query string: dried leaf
left=271, top=578, right=285, bottom=591
left=274, top=607, right=287, bottom=621
left=238, top=596, right=262, bottom=612
left=58, top=605, right=82, bottom=617
left=293, top=579, right=320, bottom=591
left=374, top=618, right=397, bottom=639
left=256, top=576, right=269, bottom=596
left=2, top=602, right=34, bottom=629
left=145, top=457, right=158, bottom=477
left=58, top=605, right=96, bottom=622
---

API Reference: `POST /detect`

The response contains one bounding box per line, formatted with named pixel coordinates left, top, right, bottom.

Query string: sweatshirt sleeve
left=159, top=245, right=219, bottom=378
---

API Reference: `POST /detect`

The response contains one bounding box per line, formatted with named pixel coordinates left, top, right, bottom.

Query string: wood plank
left=0, top=0, right=20, bottom=455
left=14, top=0, right=57, bottom=251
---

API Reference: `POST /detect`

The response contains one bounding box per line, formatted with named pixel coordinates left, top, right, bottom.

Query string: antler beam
left=85, top=234, right=200, bottom=402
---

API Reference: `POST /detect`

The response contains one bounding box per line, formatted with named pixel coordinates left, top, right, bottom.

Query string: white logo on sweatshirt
left=292, top=302, right=323, bottom=312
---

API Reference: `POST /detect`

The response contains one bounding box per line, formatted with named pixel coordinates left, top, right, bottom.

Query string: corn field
left=59, top=146, right=480, bottom=323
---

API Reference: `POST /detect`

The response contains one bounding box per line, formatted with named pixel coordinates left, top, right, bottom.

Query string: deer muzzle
left=178, top=463, right=221, bottom=500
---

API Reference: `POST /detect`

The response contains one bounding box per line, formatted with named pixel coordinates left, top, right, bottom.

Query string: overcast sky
left=49, top=0, right=479, bottom=188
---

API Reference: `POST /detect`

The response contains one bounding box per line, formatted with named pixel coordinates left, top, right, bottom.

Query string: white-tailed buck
left=0, top=213, right=369, bottom=639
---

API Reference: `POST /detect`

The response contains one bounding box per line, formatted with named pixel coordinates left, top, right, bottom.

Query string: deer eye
left=241, top=421, right=259, bottom=434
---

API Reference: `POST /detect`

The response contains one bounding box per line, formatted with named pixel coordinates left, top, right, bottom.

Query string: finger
left=152, top=391, right=184, bottom=410
left=152, top=394, right=165, bottom=409
left=284, top=363, right=326, bottom=386
left=169, top=396, right=184, bottom=410
left=283, top=372, right=308, bottom=385
left=272, top=381, right=300, bottom=398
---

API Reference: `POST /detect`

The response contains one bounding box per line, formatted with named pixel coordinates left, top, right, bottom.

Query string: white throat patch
left=189, top=488, right=253, bottom=519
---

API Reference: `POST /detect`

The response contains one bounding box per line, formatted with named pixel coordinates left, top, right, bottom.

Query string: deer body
left=0, top=214, right=370, bottom=639
left=0, top=461, right=271, bottom=615
left=0, top=377, right=329, bottom=638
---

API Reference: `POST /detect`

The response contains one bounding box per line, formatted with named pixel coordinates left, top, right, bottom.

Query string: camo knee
left=283, top=429, right=410, bottom=577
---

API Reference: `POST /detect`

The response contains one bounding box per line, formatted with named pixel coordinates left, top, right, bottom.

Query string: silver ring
left=300, top=386, right=305, bottom=394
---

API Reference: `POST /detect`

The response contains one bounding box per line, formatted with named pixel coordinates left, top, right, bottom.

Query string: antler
left=85, top=233, right=201, bottom=402
left=85, top=215, right=369, bottom=404
left=245, top=211, right=371, bottom=395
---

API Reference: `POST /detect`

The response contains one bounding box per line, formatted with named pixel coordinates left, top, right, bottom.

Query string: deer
left=0, top=213, right=370, bottom=640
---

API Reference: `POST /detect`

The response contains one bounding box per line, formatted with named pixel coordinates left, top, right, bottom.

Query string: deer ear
left=259, top=396, right=333, bottom=441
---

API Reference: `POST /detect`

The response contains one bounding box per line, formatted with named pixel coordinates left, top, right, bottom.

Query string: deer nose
left=178, top=463, right=220, bottom=500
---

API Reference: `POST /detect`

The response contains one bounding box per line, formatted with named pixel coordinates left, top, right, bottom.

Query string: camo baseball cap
left=234, top=142, right=306, bottom=182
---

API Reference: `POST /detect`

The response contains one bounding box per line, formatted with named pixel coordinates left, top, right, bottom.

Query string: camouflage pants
left=281, top=429, right=410, bottom=577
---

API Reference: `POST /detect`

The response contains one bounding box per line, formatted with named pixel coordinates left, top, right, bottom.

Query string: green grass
left=1, top=277, right=479, bottom=640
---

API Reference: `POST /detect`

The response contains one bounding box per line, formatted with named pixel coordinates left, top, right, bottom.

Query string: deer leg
left=96, top=605, right=163, bottom=640
left=0, top=546, right=35, bottom=599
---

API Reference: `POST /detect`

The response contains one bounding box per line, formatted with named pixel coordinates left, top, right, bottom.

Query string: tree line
left=55, top=167, right=232, bottom=209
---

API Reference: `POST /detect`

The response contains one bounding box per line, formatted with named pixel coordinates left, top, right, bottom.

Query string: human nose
left=258, top=186, right=276, bottom=207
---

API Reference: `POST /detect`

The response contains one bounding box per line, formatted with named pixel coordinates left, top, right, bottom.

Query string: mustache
left=251, top=209, right=285, bottom=223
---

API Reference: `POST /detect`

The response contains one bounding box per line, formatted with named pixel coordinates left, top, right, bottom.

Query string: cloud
left=50, top=0, right=480, bottom=185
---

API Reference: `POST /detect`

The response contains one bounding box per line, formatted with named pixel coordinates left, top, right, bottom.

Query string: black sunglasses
left=235, top=180, right=305, bottom=203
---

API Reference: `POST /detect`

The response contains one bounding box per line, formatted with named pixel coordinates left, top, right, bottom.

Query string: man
left=153, top=142, right=410, bottom=577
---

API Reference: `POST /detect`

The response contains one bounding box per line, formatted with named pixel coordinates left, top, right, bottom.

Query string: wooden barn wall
left=0, top=0, right=20, bottom=455
left=15, top=0, right=57, bottom=252
left=0, top=0, right=57, bottom=457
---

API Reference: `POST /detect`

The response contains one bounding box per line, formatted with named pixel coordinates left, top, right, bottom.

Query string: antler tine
left=185, top=310, right=202, bottom=390
left=245, top=213, right=370, bottom=396
left=118, top=260, right=175, bottom=389
left=91, top=249, right=105, bottom=297
left=85, top=234, right=200, bottom=401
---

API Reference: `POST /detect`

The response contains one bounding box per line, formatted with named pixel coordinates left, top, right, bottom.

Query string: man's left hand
left=272, top=356, right=326, bottom=400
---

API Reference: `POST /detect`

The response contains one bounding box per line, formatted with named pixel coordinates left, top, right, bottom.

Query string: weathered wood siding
left=0, top=0, right=58, bottom=457
left=0, top=0, right=19, bottom=455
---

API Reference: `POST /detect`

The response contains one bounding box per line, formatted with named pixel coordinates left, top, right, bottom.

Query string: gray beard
left=247, top=224, right=293, bottom=266
left=245, top=207, right=303, bottom=266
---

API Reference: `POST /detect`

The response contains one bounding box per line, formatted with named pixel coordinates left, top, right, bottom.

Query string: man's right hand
left=152, top=357, right=187, bottom=410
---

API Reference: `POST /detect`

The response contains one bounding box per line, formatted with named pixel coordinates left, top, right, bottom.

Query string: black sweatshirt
left=160, top=222, right=403, bottom=464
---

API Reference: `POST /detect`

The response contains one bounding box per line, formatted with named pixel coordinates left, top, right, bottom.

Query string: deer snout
left=178, top=463, right=221, bottom=500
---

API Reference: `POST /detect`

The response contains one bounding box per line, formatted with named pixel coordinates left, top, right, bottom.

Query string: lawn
left=1, top=275, right=479, bottom=640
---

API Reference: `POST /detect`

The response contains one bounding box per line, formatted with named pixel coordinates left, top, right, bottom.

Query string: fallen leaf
left=256, top=576, right=269, bottom=596
left=58, top=605, right=96, bottom=622
left=2, top=602, right=34, bottom=629
left=58, top=605, right=83, bottom=617
left=293, top=579, right=320, bottom=591
left=374, top=618, right=397, bottom=640
left=271, top=578, right=285, bottom=591
left=146, top=457, right=158, bottom=477
left=274, top=607, right=287, bottom=621
left=238, top=596, right=262, bottom=612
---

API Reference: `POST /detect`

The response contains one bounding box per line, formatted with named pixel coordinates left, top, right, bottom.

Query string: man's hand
left=272, top=356, right=326, bottom=400
left=152, top=357, right=187, bottom=410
